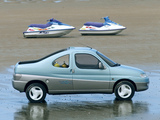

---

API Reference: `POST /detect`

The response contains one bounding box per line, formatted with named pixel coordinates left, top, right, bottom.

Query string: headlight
left=140, top=73, right=147, bottom=78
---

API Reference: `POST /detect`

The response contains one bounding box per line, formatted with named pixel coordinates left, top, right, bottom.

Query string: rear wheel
left=114, top=81, right=135, bottom=100
left=26, top=83, right=46, bottom=103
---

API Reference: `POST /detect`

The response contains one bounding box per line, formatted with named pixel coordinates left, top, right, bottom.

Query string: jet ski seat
left=29, top=23, right=52, bottom=29
left=84, top=22, right=104, bottom=27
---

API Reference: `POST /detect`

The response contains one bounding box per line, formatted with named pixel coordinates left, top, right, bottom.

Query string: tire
left=114, top=81, right=135, bottom=100
left=26, top=83, right=47, bottom=103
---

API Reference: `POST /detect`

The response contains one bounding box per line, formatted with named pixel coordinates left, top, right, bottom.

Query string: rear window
left=19, top=48, right=67, bottom=64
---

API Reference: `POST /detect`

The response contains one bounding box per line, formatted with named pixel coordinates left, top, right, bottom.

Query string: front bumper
left=136, top=77, right=149, bottom=91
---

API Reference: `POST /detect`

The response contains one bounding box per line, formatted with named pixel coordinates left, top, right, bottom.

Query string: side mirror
left=99, top=62, right=105, bottom=69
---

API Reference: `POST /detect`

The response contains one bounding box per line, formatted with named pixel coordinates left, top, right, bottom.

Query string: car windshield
left=97, top=51, right=120, bottom=67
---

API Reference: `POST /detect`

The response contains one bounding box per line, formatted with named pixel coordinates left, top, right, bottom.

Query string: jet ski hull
left=23, top=29, right=74, bottom=38
left=79, top=28, right=125, bottom=35
left=23, top=18, right=75, bottom=38
left=79, top=16, right=126, bottom=35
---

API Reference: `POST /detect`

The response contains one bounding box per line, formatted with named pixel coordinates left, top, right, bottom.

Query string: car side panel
left=13, top=74, right=74, bottom=94
left=71, top=52, right=112, bottom=93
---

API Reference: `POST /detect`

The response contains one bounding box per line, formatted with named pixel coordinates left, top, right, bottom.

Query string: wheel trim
left=118, top=84, right=132, bottom=98
left=29, top=86, right=43, bottom=100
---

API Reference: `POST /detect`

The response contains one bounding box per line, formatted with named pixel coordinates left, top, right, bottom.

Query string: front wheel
left=114, top=81, right=135, bottom=100
left=26, top=83, right=47, bottom=103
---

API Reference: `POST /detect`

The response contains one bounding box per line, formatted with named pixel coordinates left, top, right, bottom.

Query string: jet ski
left=23, top=18, right=75, bottom=38
left=79, top=16, right=126, bottom=35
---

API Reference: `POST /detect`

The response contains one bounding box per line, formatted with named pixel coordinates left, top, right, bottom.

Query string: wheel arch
left=24, top=80, right=49, bottom=93
left=112, top=79, right=137, bottom=93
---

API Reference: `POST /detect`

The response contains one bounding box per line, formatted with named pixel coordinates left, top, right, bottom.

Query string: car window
left=53, top=54, right=69, bottom=68
left=75, top=53, right=100, bottom=69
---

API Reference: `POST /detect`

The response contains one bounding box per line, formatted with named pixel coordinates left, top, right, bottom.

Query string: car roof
left=19, top=47, right=97, bottom=65
left=68, top=47, right=97, bottom=52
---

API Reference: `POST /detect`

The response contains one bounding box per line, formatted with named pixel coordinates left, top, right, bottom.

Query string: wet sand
left=0, top=0, right=160, bottom=119
left=1, top=66, right=160, bottom=120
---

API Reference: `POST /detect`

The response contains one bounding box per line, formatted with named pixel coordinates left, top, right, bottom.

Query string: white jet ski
left=23, top=18, right=75, bottom=38
left=79, top=16, right=126, bottom=35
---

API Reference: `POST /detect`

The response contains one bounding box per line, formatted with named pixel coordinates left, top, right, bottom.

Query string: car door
left=72, top=52, right=111, bottom=93
left=48, top=54, right=73, bottom=93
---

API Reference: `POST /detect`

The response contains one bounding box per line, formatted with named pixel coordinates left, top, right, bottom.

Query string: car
left=12, top=47, right=149, bottom=103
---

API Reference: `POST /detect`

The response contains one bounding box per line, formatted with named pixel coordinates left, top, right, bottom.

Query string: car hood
left=110, top=64, right=145, bottom=76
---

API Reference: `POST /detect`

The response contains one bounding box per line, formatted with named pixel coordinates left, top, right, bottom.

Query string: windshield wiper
left=112, top=63, right=121, bottom=67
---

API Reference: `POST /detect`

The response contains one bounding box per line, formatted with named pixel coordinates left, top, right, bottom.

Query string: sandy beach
left=0, top=0, right=160, bottom=71
left=0, top=0, right=160, bottom=119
